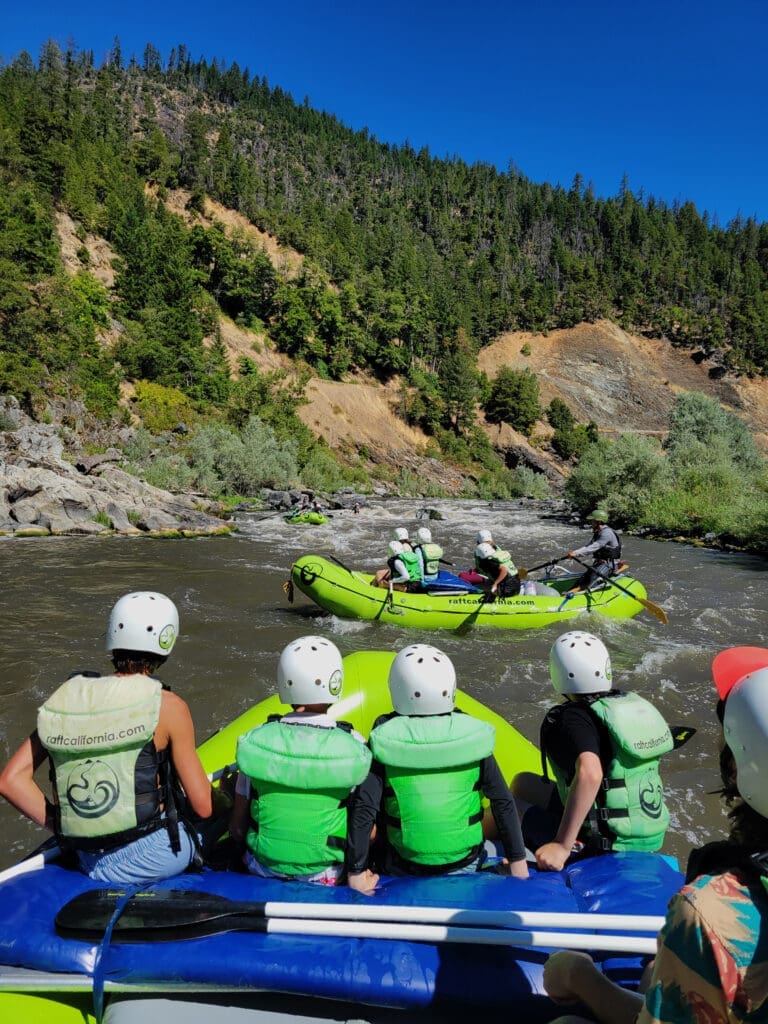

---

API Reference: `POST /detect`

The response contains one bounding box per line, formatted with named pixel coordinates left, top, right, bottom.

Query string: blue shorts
left=76, top=825, right=198, bottom=885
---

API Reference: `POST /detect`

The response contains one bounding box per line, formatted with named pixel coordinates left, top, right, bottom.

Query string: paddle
left=55, top=889, right=658, bottom=954
left=712, top=647, right=768, bottom=699
left=517, top=558, right=564, bottom=582
left=568, top=555, right=669, bottom=625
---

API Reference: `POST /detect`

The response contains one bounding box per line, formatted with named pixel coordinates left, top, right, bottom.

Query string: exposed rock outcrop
left=0, top=398, right=230, bottom=538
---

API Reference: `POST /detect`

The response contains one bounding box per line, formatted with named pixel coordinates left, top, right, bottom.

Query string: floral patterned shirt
left=639, top=870, right=768, bottom=1023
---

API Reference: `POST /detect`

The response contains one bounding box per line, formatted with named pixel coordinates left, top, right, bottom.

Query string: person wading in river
left=0, top=591, right=232, bottom=884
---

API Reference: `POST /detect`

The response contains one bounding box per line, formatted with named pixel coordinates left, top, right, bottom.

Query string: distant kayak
left=288, top=554, right=649, bottom=630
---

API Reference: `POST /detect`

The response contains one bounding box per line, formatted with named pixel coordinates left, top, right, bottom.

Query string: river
left=1, top=497, right=766, bottom=871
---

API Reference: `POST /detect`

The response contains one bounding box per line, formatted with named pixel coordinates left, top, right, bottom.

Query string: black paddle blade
left=56, top=888, right=268, bottom=943
left=670, top=725, right=697, bottom=750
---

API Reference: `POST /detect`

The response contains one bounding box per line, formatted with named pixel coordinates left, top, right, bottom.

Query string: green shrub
left=665, top=391, right=763, bottom=474
left=565, top=434, right=671, bottom=525
left=132, top=381, right=198, bottom=433
left=188, top=416, right=299, bottom=495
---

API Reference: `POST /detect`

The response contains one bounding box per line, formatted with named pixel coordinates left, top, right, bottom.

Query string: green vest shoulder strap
left=370, top=712, right=495, bottom=769
left=237, top=720, right=372, bottom=790
left=589, top=692, right=674, bottom=761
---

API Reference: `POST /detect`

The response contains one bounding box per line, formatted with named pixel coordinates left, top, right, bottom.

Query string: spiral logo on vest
left=66, top=759, right=120, bottom=818
left=639, top=771, right=664, bottom=820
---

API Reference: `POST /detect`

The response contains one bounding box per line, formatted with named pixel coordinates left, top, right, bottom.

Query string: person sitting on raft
left=374, top=540, right=424, bottom=590
left=230, top=636, right=377, bottom=891
left=374, top=527, right=415, bottom=585
left=512, top=630, right=673, bottom=872
left=413, top=526, right=444, bottom=585
left=542, top=647, right=768, bottom=1023
left=565, top=508, right=623, bottom=594
left=474, top=528, right=521, bottom=598
left=346, top=644, right=529, bottom=892
left=0, top=591, right=233, bottom=885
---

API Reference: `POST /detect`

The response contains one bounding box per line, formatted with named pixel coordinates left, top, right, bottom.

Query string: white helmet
left=106, top=592, right=179, bottom=657
left=416, top=527, right=432, bottom=544
left=475, top=542, right=495, bottom=559
left=277, top=635, right=344, bottom=706
left=388, top=540, right=404, bottom=556
left=394, top=527, right=410, bottom=542
left=388, top=644, right=456, bottom=715
left=722, top=668, right=768, bottom=817
left=477, top=529, right=493, bottom=543
left=549, top=631, right=613, bottom=695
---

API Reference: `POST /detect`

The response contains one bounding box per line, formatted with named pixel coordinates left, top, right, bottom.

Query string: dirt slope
left=478, top=321, right=768, bottom=448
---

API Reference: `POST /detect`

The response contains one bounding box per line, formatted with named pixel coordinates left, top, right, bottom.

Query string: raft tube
left=289, top=555, right=648, bottom=630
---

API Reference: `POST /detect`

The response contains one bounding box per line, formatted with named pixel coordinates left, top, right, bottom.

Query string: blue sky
left=3, top=0, right=766, bottom=225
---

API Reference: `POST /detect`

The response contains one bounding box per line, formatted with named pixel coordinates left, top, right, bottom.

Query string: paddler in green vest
left=413, top=526, right=444, bottom=584
left=0, top=592, right=232, bottom=884
left=512, top=630, right=673, bottom=872
left=374, top=540, right=423, bottom=591
left=346, top=643, right=529, bottom=893
left=474, top=529, right=522, bottom=598
left=231, top=635, right=377, bottom=891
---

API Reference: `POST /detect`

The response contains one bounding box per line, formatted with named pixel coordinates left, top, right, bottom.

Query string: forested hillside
left=3, top=41, right=768, bottom=409
left=1, top=40, right=768, bottom=548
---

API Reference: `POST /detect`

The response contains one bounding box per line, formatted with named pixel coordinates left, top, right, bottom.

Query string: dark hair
left=719, top=741, right=768, bottom=851
left=111, top=650, right=167, bottom=675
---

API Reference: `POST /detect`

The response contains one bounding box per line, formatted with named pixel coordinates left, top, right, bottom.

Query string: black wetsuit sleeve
left=541, top=702, right=603, bottom=782
left=345, top=760, right=384, bottom=874
left=481, top=755, right=527, bottom=863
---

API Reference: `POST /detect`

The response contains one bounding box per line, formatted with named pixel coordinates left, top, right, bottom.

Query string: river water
left=1, top=497, right=766, bottom=871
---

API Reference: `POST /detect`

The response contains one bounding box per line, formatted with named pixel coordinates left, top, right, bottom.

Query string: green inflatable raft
left=285, top=510, right=328, bottom=525
left=288, top=554, right=649, bottom=631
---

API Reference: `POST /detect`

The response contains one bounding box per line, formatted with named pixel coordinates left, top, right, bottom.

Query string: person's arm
left=159, top=691, right=220, bottom=819
left=0, top=731, right=54, bottom=830
left=481, top=756, right=528, bottom=877
left=536, top=750, right=603, bottom=871
left=569, top=538, right=602, bottom=558
left=389, top=557, right=410, bottom=584
left=228, top=774, right=251, bottom=843
left=543, top=950, right=643, bottom=1024
left=345, top=765, right=383, bottom=892
left=490, top=562, right=509, bottom=595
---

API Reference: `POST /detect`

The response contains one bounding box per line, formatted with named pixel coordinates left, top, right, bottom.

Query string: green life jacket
left=37, top=674, right=167, bottom=848
left=370, top=713, right=495, bottom=868
left=476, top=546, right=516, bottom=578
left=548, top=692, right=673, bottom=852
left=396, top=549, right=423, bottom=582
left=416, top=542, right=444, bottom=580
left=236, top=719, right=372, bottom=876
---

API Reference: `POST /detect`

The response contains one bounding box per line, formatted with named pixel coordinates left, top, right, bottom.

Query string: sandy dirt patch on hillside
left=297, top=377, right=429, bottom=452
left=56, top=212, right=116, bottom=288
left=159, top=189, right=304, bottom=278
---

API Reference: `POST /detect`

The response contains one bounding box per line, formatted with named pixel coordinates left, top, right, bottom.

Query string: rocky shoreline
left=0, top=398, right=230, bottom=538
